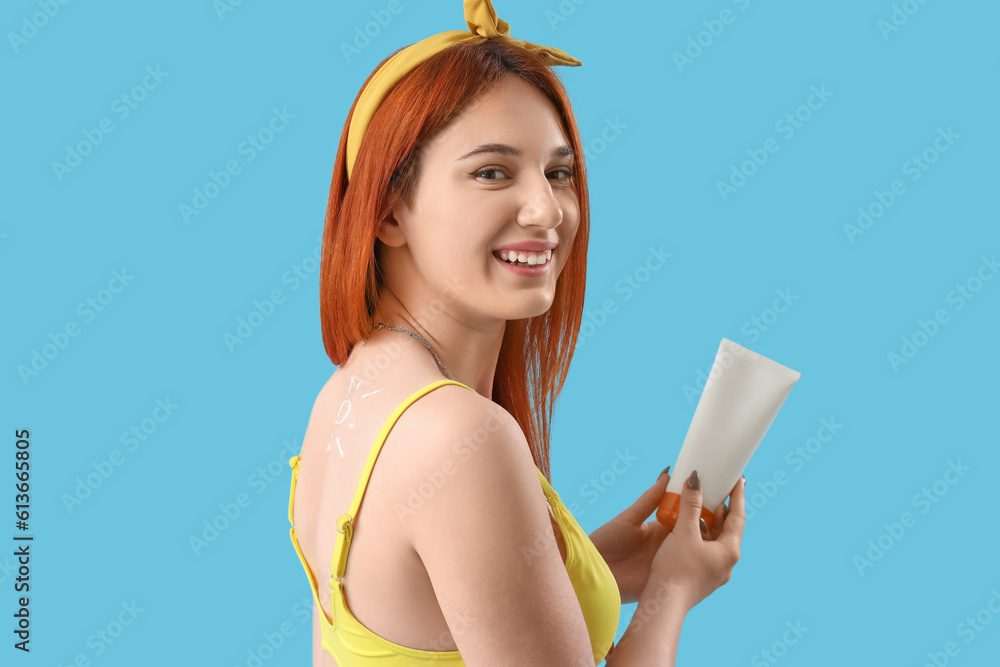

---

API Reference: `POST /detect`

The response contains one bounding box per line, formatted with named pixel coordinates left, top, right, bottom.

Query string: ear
left=376, top=206, right=407, bottom=248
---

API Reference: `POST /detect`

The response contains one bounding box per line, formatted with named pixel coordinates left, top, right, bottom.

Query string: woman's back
left=288, top=337, right=620, bottom=665
left=291, top=341, right=473, bottom=663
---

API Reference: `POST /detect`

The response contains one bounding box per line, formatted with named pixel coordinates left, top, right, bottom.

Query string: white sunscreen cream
left=657, top=338, right=801, bottom=532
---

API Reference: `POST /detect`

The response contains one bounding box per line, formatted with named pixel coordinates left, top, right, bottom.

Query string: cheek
left=562, top=201, right=581, bottom=240
left=560, top=191, right=580, bottom=223
left=559, top=207, right=581, bottom=267
left=440, top=237, right=496, bottom=279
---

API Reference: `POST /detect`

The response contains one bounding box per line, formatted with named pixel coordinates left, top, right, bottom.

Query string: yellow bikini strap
left=329, top=378, right=476, bottom=580
left=287, top=455, right=301, bottom=525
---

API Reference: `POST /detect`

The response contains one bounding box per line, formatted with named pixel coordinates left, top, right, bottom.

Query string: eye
left=474, top=166, right=509, bottom=181
left=473, top=166, right=576, bottom=182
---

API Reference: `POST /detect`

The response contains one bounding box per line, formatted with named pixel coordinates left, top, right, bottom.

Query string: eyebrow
left=456, top=143, right=575, bottom=161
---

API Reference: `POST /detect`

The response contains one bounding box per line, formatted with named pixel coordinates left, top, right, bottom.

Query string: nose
left=515, top=172, right=564, bottom=230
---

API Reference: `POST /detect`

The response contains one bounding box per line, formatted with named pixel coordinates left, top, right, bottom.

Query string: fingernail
left=699, top=517, right=708, bottom=534
left=687, top=469, right=700, bottom=490
left=659, top=466, right=670, bottom=479
left=742, top=475, right=747, bottom=487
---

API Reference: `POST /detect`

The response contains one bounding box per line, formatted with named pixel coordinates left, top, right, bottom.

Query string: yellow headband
left=345, top=0, right=582, bottom=181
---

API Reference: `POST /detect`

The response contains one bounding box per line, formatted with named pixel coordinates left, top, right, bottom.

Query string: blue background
left=4, top=0, right=999, bottom=665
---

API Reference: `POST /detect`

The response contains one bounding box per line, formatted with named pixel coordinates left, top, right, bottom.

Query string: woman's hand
left=589, top=468, right=728, bottom=604
left=647, top=470, right=746, bottom=612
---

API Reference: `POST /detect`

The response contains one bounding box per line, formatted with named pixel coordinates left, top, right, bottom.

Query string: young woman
left=287, top=2, right=745, bottom=665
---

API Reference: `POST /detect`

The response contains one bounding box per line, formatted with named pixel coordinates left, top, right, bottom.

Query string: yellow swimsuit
left=287, top=379, right=621, bottom=665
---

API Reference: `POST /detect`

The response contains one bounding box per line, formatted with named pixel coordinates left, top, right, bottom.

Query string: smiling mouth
left=493, top=248, right=553, bottom=267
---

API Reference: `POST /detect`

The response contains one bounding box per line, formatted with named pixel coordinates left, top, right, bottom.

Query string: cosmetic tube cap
left=656, top=491, right=718, bottom=533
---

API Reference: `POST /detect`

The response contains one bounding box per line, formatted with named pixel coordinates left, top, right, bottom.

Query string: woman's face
left=382, top=74, right=580, bottom=328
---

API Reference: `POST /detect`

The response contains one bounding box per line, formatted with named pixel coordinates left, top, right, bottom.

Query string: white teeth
left=499, top=249, right=553, bottom=266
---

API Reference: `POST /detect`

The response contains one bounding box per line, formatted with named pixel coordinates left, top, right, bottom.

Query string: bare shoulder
left=389, top=383, right=594, bottom=663
left=397, top=382, right=523, bottom=452
left=385, top=382, right=528, bottom=506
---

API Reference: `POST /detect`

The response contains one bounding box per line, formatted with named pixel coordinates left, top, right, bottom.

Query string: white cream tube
left=657, top=338, right=801, bottom=532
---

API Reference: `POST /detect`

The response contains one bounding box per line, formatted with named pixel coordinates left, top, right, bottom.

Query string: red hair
left=320, top=40, right=590, bottom=482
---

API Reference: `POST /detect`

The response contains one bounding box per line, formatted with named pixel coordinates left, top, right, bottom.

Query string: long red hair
left=319, top=40, right=590, bottom=482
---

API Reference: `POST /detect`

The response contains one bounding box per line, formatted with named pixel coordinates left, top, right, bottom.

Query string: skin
left=371, top=73, right=579, bottom=399
left=295, top=74, right=742, bottom=666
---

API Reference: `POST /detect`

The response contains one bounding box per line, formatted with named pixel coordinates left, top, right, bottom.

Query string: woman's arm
left=604, top=574, right=690, bottom=666
left=401, top=395, right=597, bottom=665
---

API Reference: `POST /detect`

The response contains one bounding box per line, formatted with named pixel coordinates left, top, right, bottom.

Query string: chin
left=505, top=294, right=556, bottom=321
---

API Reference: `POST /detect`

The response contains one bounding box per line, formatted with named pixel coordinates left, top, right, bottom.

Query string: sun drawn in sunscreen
left=329, top=376, right=382, bottom=456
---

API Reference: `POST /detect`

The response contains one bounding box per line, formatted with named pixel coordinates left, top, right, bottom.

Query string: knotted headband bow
left=345, top=0, right=582, bottom=181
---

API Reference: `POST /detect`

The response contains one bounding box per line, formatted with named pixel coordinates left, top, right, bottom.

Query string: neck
left=372, top=300, right=504, bottom=400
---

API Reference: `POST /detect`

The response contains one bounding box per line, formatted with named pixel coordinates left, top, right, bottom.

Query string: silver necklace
left=373, top=322, right=455, bottom=381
